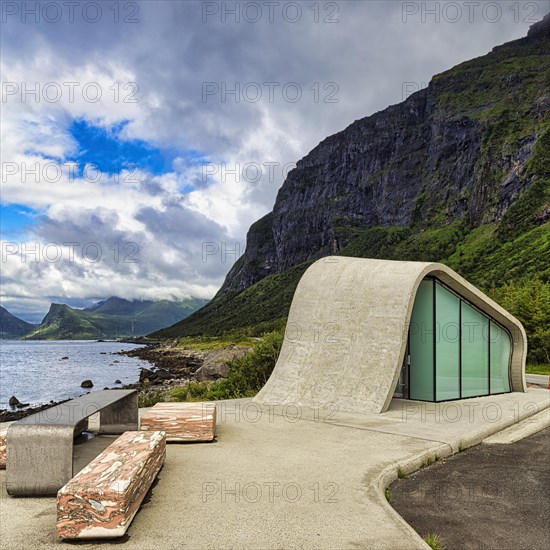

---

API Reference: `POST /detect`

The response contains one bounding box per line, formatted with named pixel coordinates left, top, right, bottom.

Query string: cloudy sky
left=1, top=0, right=547, bottom=322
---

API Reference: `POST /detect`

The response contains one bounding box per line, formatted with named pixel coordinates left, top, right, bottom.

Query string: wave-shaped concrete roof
left=254, top=256, right=527, bottom=414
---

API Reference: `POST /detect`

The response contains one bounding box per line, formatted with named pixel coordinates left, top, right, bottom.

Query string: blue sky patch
left=67, top=119, right=176, bottom=176
left=0, top=204, right=38, bottom=237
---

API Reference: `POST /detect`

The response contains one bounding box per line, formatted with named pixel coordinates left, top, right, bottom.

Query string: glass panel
left=435, top=283, right=460, bottom=400
left=461, top=302, right=489, bottom=397
left=409, top=279, right=434, bottom=401
left=490, top=322, right=511, bottom=394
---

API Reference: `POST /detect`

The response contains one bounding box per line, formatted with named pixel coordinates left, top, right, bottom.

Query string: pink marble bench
left=56, top=431, right=165, bottom=539
left=0, top=429, right=6, bottom=469
left=140, top=402, right=216, bottom=442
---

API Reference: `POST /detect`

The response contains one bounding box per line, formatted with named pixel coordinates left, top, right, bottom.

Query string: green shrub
left=489, top=279, right=550, bottom=364
left=170, top=381, right=212, bottom=402
left=138, top=387, right=166, bottom=408
left=169, top=330, right=284, bottom=402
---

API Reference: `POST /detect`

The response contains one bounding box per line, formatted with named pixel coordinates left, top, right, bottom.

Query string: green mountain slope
left=0, top=306, right=36, bottom=339
left=26, top=297, right=208, bottom=340
left=152, top=16, right=550, bottom=361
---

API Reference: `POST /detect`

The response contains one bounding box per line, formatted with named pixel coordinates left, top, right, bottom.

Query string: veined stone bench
left=57, top=430, right=166, bottom=539
left=140, top=402, right=216, bottom=442
left=0, top=428, right=6, bottom=469
left=6, top=390, right=138, bottom=496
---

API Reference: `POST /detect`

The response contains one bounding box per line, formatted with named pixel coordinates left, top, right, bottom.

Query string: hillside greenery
left=138, top=331, right=284, bottom=406
left=26, top=297, right=208, bottom=340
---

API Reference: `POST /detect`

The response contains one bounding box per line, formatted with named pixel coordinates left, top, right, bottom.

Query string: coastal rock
left=194, top=346, right=252, bottom=381
left=124, top=345, right=204, bottom=377
left=155, top=368, right=174, bottom=380
left=61, top=356, right=69, bottom=360
left=80, top=380, right=93, bottom=388
left=115, top=379, right=122, bottom=384
left=139, top=367, right=175, bottom=385
left=8, top=395, right=20, bottom=407
left=0, top=399, right=69, bottom=423
left=139, top=368, right=156, bottom=383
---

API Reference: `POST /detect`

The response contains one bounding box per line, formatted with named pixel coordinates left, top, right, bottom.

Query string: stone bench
left=6, top=390, right=138, bottom=496
left=140, top=402, right=216, bottom=442
left=57, top=430, right=166, bottom=539
left=0, top=428, right=6, bottom=469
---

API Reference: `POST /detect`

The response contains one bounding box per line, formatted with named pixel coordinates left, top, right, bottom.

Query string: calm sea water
left=0, top=340, right=150, bottom=407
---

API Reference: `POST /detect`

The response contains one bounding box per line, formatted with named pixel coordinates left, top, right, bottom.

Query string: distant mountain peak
left=0, top=306, right=36, bottom=339
left=24, top=297, right=209, bottom=340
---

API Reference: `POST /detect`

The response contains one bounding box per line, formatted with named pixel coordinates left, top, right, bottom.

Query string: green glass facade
left=435, top=282, right=460, bottom=401
left=406, top=278, right=512, bottom=402
left=409, top=280, right=434, bottom=401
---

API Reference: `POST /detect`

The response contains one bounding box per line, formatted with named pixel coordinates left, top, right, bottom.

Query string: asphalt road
left=391, top=428, right=550, bottom=550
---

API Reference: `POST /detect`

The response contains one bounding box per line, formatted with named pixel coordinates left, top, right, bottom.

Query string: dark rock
left=61, top=356, right=69, bottom=360
left=115, top=379, right=122, bottom=384
left=195, top=347, right=252, bottom=381
left=9, top=395, right=20, bottom=407
left=113, top=360, right=120, bottom=363
left=80, top=379, right=93, bottom=388
left=0, top=399, right=69, bottom=422
left=139, top=368, right=157, bottom=383
left=100, top=352, right=107, bottom=354
left=16, top=402, right=30, bottom=408
left=155, top=368, right=174, bottom=380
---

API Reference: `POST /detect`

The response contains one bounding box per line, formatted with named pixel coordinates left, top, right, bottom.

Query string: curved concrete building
left=254, top=257, right=527, bottom=414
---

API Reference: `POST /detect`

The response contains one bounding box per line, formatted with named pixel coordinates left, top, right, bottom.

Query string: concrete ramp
left=253, top=256, right=527, bottom=414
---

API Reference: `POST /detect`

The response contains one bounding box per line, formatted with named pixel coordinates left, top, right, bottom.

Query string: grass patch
left=421, top=457, right=433, bottom=468
left=397, top=467, right=408, bottom=479
left=176, top=335, right=255, bottom=352
left=385, top=487, right=391, bottom=503
left=525, top=364, right=550, bottom=375
left=423, top=533, right=446, bottom=550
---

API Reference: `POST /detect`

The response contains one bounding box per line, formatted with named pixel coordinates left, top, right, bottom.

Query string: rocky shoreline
left=0, top=340, right=252, bottom=423
left=117, top=340, right=252, bottom=390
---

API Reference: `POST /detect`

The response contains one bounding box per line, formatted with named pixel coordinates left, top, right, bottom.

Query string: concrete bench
left=140, top=402, right=216, bottom=442
left=6, top=390, right=138, bottom=496
left=0, top=428, right=6, bottom=469
left=57, top=430, right=166, bottom=539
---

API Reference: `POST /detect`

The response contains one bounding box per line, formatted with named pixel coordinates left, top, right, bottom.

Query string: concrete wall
left=253, top=257, right=527, bottom=414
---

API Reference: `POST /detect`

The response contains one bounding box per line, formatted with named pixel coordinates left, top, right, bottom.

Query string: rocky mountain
left=0, top=306, right=36, bottom=339
left=26, top=297, right=208, bottom=340
left=153, top=16, right=550, bottom=339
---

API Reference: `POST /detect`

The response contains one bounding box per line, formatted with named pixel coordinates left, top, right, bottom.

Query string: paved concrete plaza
left=1, top=389, right=549, bottom=549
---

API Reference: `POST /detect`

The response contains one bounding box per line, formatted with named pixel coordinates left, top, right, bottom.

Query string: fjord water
left=0, top=340, right=149, bottom=407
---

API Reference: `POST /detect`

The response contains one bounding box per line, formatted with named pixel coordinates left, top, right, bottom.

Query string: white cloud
left=1, top=0, right=546, bottom=320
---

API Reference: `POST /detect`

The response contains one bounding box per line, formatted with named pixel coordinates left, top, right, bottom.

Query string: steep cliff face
left=155, top=17, right=549, bottom=338
left=219, top=15, right=549, bottom=295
